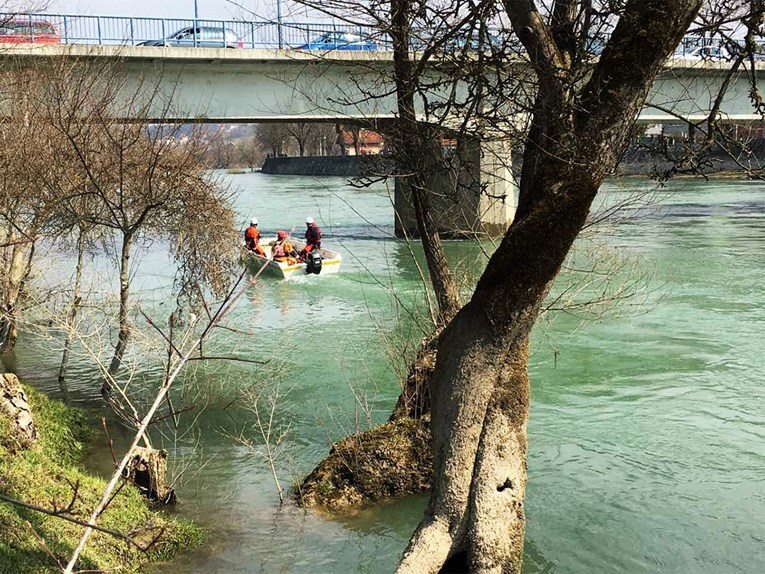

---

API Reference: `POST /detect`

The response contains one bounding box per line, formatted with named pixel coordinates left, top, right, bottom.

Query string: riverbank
left=0, top=382, right=203, bottom=573
left=258, top=145, right=762, bottom=179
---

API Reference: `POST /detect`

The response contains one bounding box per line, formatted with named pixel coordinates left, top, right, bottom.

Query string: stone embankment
left=261, top=155, right=394, bottom=176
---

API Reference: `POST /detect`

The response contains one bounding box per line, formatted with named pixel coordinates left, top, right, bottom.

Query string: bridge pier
left=394, top=138, right=517, bottom=238
left=394, top=140, right=516, bottom=238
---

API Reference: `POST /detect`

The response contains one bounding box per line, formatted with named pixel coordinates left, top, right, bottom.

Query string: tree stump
left=123, top=446, right=177, bottom=505
left=0, top=373, right=37, bottom=449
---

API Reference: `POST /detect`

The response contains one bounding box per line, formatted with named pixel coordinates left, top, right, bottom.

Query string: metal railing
left=0, top=13, right=734, bottom=58
left=0, top=12, right=386, bottom=49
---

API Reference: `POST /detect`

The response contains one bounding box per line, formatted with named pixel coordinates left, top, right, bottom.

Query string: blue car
left=295, top=31, right=377, bottom=51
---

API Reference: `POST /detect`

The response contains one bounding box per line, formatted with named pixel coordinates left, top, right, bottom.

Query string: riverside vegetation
left=0, top=377, right=204, bottom=573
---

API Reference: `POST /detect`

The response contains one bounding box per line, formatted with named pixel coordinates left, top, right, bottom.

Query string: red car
left=0, top=18, right=59, bottom=44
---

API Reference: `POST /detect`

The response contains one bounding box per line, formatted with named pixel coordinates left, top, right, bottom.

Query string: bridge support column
left=394, top=138, right=516, bottom=238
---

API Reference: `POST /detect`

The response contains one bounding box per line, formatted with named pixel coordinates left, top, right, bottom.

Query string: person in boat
left=299, top=216, right=322, bottom=261
left=244, top=217, right=266, bottom=257
left=271, top=230, right=298, bottom=264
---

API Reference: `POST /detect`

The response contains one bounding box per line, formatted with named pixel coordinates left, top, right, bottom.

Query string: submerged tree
left=395, top=2, right=712, bottom=572
left=283, top=0, right=764, bottom=571
left=0, top=58, right=240, bottom=387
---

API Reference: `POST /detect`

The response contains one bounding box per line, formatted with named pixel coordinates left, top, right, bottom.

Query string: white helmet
left=306, top=216, right=315, bottom=224
left=250, top=217, right=258, bottom=226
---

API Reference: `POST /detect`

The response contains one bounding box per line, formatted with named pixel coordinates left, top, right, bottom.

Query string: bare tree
left=284, top=122, right=317, bottom=157
left=309, top=123, right=339, bottom=155
left=29, top=58, right=240, bottom=384
left=255, top=123, right=289, bottom=157
left=279, top=0, right=765, bottom=571
left=391, top=2, right=706, bottom=572
left=234, top=129, right=264, bottom=171
left=60, top=257, right=274, bottom=574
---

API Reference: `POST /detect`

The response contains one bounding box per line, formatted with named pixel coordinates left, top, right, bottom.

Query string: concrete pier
left=394, top=138, right=517, bottom=238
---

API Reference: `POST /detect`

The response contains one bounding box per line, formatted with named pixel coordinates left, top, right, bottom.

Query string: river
left=5, top=173, right=764, bottom=573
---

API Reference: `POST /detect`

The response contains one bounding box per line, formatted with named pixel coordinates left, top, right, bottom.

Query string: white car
left=674, top=45, right=730, bottom=61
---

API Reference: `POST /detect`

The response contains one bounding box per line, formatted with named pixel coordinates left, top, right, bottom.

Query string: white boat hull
left=244, top=242, right=342, bottom=280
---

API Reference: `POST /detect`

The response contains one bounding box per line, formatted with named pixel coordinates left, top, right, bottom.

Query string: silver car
left=139, top=26, right=241, bottom=48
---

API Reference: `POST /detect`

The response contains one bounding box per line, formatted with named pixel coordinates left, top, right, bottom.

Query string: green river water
left=4, top=173, right=764, bottom=573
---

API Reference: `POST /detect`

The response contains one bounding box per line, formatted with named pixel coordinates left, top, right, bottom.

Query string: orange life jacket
left=272, top=239, right=296, bottom=260
left=245, top=226, right=261, bottom=248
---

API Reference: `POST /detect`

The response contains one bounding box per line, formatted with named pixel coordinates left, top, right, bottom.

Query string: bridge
left=1, top=33, right=762, bottom=237
left=1, top=43, right=760, bottom=124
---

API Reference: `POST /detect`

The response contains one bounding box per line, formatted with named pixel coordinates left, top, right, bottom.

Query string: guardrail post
left=250, top=21, right=255, bottom=48
left=63, top=15, right=69, bottom=44
left=97, top=16, right=102, bottom=45
left=161, top=19, right=166, bottom=44
left=130, top=17, right=135, bottom=45
left=277, top=0, right=283, bottom=49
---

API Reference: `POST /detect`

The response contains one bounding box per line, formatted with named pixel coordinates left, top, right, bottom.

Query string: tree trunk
left=396, top=1, right=702, bottom=570
left=0, top=239, right=34, bottom=353
left=409, top=172, right=462, bottom=324
left=398, top=183, right=597, bottom=574
left=58, top=229, right=86, bottom=393
left=352, top=128, right=361, bottom=155
left=123, top=446, right=176, bottom=505
left=391, top=0, right=462, bottom=325
left=106, top=233, right=132, bottom=382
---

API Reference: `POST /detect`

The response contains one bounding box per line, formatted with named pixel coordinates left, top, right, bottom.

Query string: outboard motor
left=306, top=250, right=323, bottom=274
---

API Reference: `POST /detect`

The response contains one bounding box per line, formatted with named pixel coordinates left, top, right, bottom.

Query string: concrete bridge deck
left=1, top=44, right=762, bottom=124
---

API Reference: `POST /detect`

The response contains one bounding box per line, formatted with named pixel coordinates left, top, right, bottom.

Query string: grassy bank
left=0, top=386, right=203, bottom=573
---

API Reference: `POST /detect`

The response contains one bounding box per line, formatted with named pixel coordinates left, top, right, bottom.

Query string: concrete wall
left=261, top=155, right=393, bottom=176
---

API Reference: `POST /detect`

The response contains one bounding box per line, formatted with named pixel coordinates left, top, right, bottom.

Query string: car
left=138, top=26, right=241, bottom=48
left=446, top=30, right=502, bottom=52
left=408, top=29, right=503, bottom=53
left=0, top=18, right=59, bottom=44
left=673, top=44, right=730, bottom=61
left=294, top=31, right=377, bottom=51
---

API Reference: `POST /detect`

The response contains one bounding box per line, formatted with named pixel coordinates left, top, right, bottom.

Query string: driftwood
left=0, top=373, right=37, bottom=449
left=123, top=446, right=176, bottom=505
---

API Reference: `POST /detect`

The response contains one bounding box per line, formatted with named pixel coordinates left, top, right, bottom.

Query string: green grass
left=0, top=386, right=204, bottom=573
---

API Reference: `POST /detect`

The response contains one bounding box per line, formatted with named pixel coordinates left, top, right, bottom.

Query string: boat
left=244, top=240, right=342, bottom=280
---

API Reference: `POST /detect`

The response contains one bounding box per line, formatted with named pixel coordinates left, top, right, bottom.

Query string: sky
left=48, top=0, right=323, bottom=21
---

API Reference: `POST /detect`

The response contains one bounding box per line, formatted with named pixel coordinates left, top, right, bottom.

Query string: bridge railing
left=0, top=13, right=728, bottom=57
left=0, top=13, right=387, bottom=49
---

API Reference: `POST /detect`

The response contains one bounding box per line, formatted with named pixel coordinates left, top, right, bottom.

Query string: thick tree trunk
left=397, top=295, right=540, bottom=574
left=466, top=339, right=529, bottom=573
left=107, top=233, right=132, bottom=382
left=398, top=183, right=597, bottom=574
left=58, top=229, right=86, bottom=393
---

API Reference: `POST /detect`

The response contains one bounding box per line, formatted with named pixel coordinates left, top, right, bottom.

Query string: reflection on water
left=5, top=174, right=765, bottom=573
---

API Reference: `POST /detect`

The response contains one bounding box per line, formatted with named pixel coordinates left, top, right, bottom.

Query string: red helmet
left=277, top=230, right=287, bottom=239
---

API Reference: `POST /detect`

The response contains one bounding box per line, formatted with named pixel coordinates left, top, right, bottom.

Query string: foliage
left=0, top=385, right=203, bottom=573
